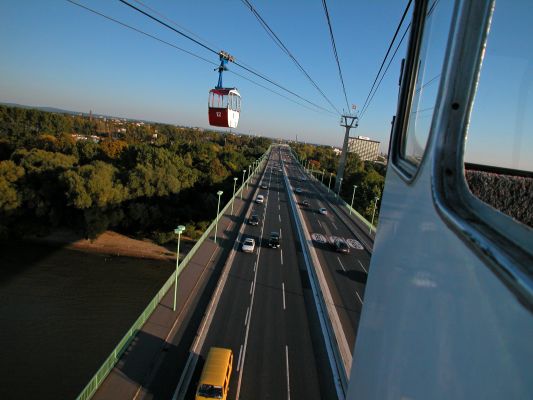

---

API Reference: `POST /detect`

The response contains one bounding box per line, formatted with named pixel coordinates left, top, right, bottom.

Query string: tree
left=63, top=161, right=127, bottom=209
left=0, top=160, right=24, bottom=211
left=100, top=139, right=128, bottom=160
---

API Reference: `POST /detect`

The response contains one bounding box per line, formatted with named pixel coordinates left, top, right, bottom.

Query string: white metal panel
left=347, top=147, right=533, bottom=399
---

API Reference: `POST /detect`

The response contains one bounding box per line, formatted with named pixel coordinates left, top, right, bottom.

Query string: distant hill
left=0, top=102, right=109, bottom=118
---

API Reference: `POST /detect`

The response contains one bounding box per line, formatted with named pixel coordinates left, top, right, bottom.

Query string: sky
left=0, top=0, right=531, bottom=171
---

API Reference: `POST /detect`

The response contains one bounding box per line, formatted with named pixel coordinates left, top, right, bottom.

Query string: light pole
left=350, top=185, right=358, bottom=215
left=247, top=165, right=251, bottom=188
left=241, top=169, right=246, bottom=199
left=173, top=225, right=185, bottom=311
left=370, top=196, right=380, bottom=233
left=214, top=190, right=223, bottom=244
left=231, top=177, right=238, bottom=214
left=321, top=169, right=325, bottom=183
left=328, top=172, right=333, bottom=192
left=337, top=177, right=343, bottom=197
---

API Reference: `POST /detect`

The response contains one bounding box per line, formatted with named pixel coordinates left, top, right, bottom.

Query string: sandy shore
left=28, top=230, right=194, bottom=261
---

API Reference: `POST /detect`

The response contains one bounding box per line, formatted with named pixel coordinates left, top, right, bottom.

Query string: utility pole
left=334, top=115, right=358, bottom=193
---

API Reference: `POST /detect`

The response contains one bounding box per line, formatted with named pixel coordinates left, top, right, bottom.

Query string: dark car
left=268, top=232, right=280, bottom=248
left=249, top=214, right=259, bottom=226
left=333, top=239, right=350, bottom=254
left=301, top=200, right=310, bottom=207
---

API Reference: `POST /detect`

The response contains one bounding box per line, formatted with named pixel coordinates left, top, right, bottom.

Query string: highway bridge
left=87, top=145, right=374, bottom=400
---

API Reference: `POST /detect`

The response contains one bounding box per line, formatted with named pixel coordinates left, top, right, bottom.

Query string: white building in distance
left=348, top=136, right=380, bottom=161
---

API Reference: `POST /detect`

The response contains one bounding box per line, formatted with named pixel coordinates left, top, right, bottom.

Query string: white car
left=319, top=207, right=328, bottom=215
left=256, top=195, right=264, bottom=204
left=295, top=187, right=303, bottom=194
left=242, top=238, right=255, bottom=253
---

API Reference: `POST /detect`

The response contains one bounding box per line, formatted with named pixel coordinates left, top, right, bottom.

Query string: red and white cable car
left=208, top=87, right=241, bottom=128
left=208, top=51, right=241, bottom=128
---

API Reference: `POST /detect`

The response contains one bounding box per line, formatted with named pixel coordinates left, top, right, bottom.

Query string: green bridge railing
left=76, top=147, right=271, bottom=400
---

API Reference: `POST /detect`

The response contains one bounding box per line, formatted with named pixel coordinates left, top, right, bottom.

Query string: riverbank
left=0, top=231, right=187, bottom=399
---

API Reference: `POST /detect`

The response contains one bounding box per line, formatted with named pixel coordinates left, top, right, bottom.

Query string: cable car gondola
left=208, top=51, right=241, bottom=128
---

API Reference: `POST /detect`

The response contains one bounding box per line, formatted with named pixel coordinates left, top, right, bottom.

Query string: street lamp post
left=337, top=177, right=343, bottom=197
left=173, top=225, right=186, bottom=311
left=328, top=173, right=333, bottom=192
left=231, top=177, right=238, bottom=214
left=321, top=169, right=325, bottom=184
left=241, top=169, right=246, bottom=199
left=214, top=190, right=223, bottom=244
left=350, top=185, right=358, bottom=215
left=247, top=165, right=251, bottom=188
left=370, top=196, right=380, bottom=233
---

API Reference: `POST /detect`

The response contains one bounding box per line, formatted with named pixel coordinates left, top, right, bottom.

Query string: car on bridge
left=319, top=207, right=328, bottom=215
left=267, top=232, right=280, bottom=249
left=295, top=187, right=303, bottom=194
left=242, top=238, right=256, bottom=253
left=332, top=239, right=350, bottom=254
left=256, top=194, right=264, bottom=204
left=301, top=200, right=310, bottom=208
left=248, top=214, right=259, bottom=226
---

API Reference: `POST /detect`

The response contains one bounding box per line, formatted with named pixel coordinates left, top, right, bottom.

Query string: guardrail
left=76, top=147, right=272, bottom=400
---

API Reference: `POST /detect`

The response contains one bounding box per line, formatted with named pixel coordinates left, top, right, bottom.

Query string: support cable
left=240, top=0, right=341, bottom=115
left=118, top=0, right=336, bottom=115
left=66, top=0, right=336, bottom=117
left=359, top=23, right=410, bottom=118
left=359, top=0, right=413, bottom=116
left=321, top=0, right=350, bottom=113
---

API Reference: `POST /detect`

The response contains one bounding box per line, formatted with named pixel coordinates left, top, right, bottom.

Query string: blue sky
left=0, top=1, right=531, bottom=170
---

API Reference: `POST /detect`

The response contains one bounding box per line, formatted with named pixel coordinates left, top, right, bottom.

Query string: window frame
left=430, top=0, right=533, bottom=308
left=390, top=0, right=431, bottom=182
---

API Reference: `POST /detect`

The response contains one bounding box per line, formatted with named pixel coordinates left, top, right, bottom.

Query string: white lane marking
left=250, top=281, right=253, bottom=295
left=236, top=171, right=269, bottom=400
left=357, top=259, right=368, bottom=273
left=280, top=249, right=284, bottom=265
left=237, top=344, right=244, bottom=372
left=317, top=220, right=323, bottom=230
left=337, top=256, right=346, bottom=272
left=285, top=345, right=291, bottom=400
left=244, top=307, right=250, bottom=326
left=279, top=214, right=281, bottom=222
left=282, top=282, right=286, bottom=310
left=331, top=221, right=338, bottom=230
left=254, top=261, right=257, bottom=272
left=278, top=204, right=280, bottom=211
left=355, top=291, right=364, bottom=304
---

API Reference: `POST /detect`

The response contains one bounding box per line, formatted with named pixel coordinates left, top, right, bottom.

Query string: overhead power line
left=240, top=0, right=341, bottom=115
left=321, top=0, right=350, bottom=113
left=66, top=0, right=336, bottom=117
left=117, top=0, right=336, bottom=115
left=359, top=0, right=413, bottom=118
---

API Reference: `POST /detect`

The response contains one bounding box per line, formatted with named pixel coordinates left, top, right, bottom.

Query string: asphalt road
left=187, top=147, right=335, bottom=399
left=284, top=152, right=371, bottom=354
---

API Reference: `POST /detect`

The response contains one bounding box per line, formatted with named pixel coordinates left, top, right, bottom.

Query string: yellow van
left=195, top=347, right=233, bottom=400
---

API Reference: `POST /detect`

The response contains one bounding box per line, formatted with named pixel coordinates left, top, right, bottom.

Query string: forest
left=291, top=142, right=386, bottom=222
left=0, top=105, right=270, bottom=242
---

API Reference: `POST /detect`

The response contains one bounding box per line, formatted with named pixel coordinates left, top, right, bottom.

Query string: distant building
left=347, top=136, right=380, bottom=161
